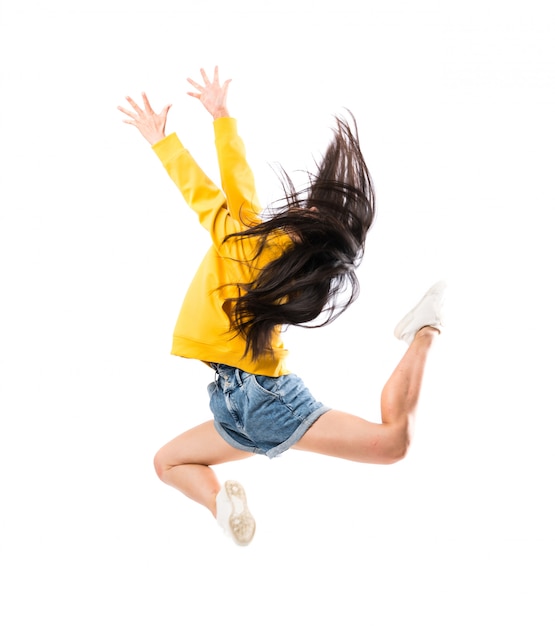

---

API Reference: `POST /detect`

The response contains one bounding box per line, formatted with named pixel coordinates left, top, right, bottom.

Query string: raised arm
left=187, top=67, right=262, bottom=227
left=118, top=74, right=261, bottom=243
left=118, top=91, right=227, bottom=237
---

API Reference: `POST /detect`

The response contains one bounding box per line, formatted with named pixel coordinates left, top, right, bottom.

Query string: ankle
left=414, top=326, right=439, bottom=341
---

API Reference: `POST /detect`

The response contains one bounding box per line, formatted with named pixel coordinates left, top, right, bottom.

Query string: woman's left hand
left=118, top=92, right=172, bottom=145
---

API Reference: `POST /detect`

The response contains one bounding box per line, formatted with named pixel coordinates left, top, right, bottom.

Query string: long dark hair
left=225, top=112, right=376, bottom=360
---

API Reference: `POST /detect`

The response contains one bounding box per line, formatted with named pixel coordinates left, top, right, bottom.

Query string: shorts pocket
left=246, top=373, right=282, bottom=399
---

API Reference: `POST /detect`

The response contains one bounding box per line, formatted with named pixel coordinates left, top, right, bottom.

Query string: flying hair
left=224, top=111, right=376, bottom=360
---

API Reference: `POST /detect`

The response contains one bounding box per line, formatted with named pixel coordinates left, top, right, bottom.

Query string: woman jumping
left=118, top=67, right=446, bottom=546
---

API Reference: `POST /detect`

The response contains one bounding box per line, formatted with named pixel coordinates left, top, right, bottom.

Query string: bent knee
left=377, top=427, right=411, bottom=465
left=381, top=441, right=410, bottom=464
left=153, top=449, right=170, bottom=482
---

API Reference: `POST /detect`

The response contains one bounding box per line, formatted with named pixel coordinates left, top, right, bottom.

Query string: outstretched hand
left=118, top=93, right=172, bottom=145
left=187, top=66, right=231, bottom=119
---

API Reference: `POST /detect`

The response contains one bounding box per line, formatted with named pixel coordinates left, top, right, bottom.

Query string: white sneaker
left=394, top=280, right=447, bottom=345
left=216, top=480, right=256, bottom=547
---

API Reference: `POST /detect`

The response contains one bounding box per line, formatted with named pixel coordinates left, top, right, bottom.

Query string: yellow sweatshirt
left=152, top=117, right=291, bottom=376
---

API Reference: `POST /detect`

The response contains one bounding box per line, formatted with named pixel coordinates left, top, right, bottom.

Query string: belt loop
left=209, top=363, right=219, bottom=384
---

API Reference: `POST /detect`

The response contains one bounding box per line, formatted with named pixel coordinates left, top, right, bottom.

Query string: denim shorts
left=208, top=363, right=330, bottom=459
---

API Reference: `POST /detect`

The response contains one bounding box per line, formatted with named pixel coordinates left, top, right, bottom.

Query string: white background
left=1, top=0, right=554, bottom=624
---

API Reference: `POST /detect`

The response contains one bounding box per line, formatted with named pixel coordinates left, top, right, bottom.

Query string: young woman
left=118, top=67, right=446, bottom=547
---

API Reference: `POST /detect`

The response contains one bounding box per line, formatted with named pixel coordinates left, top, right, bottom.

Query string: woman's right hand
left=187, top=66, right=231, bottom=119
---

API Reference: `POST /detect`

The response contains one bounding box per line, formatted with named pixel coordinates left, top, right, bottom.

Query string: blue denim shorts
left=208, top=363, right=330, bottom=459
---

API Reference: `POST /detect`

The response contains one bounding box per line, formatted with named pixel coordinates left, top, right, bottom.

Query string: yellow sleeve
left=152, top=122, right=262, bottom=249
left=152, top=133, right=249, bottom=248
left=214, top=117, right=263, bottom=227
left=152, top=133, right=227, bottom=234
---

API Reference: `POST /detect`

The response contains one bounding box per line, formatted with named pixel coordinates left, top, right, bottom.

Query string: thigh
left=293, top=409, right=402, bottom=464
left=156, top=420, right=254, bottom=469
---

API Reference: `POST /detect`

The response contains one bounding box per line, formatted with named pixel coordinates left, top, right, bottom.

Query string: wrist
left=212, top=107, right=230, bottom=120
left=149, top=133, right=166, bottom=146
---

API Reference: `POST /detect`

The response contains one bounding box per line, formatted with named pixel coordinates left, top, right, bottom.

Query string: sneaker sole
left=224, top=480, right=256, bottom=547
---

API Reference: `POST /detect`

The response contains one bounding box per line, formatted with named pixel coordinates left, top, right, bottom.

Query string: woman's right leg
left=293, top=326, right=439, bottom=463
left=294, top=281, right=446, bottom=463
left=153, top=420, right=253, bottom=517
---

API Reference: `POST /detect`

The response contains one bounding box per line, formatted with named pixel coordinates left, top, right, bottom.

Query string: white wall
left=1, top=1, right=554, bottom=624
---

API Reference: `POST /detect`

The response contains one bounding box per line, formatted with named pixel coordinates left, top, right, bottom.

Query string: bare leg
left=153, top=421, right=253, bottom=516
left=293, top=326, right=438, bottom=463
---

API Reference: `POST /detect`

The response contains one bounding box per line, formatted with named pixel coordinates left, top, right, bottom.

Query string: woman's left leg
left=153, top=421, right=253, bottom=517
